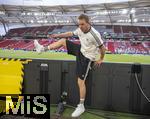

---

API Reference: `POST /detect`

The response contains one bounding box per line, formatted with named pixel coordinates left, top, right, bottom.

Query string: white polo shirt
left=73, top=26, right=103, bottom=61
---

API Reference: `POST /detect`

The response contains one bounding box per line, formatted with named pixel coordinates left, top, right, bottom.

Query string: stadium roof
left=0, top=0, right=150, bottom=27
left=0, top=0, right=136, bottom=6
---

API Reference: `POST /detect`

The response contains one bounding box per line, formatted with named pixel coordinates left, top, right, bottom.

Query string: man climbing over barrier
left=34, top=14, right=106, bottom=117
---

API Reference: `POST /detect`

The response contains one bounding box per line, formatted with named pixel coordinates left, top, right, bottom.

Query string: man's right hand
left=49, top=34, right=59, bottom=38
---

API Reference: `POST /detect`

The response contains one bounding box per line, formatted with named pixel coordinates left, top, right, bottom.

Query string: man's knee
left=78, top=78, right=85, bottom=87
left=60, top=38, right=67, bottom=47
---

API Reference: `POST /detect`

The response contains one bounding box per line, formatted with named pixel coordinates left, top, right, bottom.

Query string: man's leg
left=71, top=78, right=86, bottom=117
left=34, top=38, right=66, bottom=53
left=46, top=38, right=67, bottom=50
left=78, top=78, right=86, bottom=104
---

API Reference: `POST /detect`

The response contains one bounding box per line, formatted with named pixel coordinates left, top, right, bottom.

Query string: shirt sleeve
left=73, top=28, right=79, bottom=36
left=90, top=30, right=104, bottom=47
left=96, top=33, right=104, bottom=47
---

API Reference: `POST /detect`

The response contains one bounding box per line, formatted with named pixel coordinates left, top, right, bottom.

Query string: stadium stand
left=0, top=37, right=149, bottom=55
left=1, top=24, right=149, bottom=55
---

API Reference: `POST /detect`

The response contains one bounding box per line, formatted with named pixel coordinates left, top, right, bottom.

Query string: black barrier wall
left=23, top=59, right=150, bottom=115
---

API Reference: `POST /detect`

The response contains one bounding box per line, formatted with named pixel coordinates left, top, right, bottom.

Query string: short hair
left=78, top=14, right=90, bottom=23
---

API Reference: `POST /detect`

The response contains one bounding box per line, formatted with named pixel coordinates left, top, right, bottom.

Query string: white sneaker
left=71, top=104, right=85, bottom=117
left=34, top=40, right=44, bottom=54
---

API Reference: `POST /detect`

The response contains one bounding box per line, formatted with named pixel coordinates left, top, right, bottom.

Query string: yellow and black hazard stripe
left=0, top=58, right=32, bottom=114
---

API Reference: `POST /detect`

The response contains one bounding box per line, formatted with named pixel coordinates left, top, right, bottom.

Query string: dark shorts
left=66, top=40, right=94, bottom=80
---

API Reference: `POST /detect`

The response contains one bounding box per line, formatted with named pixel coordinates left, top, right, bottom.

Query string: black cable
left=134, top=73, right=150, bottom=103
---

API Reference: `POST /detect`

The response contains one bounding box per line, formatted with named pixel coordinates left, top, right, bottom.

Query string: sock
left=79, top=99, right=85, bottom=105
left=44, top=46, right=50, bottom=51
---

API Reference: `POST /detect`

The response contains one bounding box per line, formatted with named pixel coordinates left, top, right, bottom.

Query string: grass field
left=50, top=105, right=150, bottom=119
left=0, top=49, right=150, bottom=64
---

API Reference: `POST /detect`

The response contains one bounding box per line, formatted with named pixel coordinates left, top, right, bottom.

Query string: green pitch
left=0, top=49, right=150, bottom=64
left=50, top=105, right=150, bottom=119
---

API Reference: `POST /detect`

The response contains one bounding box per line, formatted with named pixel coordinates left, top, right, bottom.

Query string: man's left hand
left=94, top=59, right=103, bottom=68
